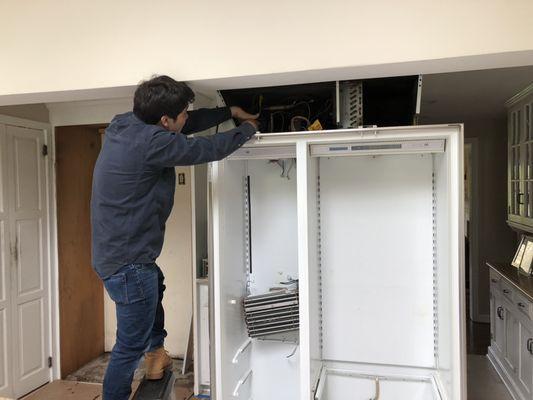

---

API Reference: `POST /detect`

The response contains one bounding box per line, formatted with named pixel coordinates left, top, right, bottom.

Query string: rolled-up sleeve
left=145, top=122, right=256, bottom=168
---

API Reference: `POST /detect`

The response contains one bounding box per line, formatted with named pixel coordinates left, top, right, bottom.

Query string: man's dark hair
left=133, top=75, right=195, bottom=124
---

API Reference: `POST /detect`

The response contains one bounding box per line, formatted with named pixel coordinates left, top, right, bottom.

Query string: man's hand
left=230, top=106, right=259, bottom=121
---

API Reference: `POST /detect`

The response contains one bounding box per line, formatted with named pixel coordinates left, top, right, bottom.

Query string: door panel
left=13, top=136, right=42, bottom=212
left=505, top=308, right=519, bottom=372
left=0, top=308, right=8, bottom=394
left=16, top=219, right=42, bottom=295
left=519, top=321, right=533, bottom=397
left=0, top=124, right=12, bottom=398
left=18, top=299, right=44, bottom=377
left=55, top=126, right=104, bottom=377
left=6, top=125, right=50, bottom=398
left=494, top=300, right=505, bottom=355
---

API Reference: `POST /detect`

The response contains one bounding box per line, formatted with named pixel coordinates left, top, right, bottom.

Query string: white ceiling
left=420, top=65, right=533, bottom=123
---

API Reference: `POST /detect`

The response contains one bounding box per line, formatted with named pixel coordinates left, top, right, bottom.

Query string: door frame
left=465, top=137, right=483, bottom=322
left=0, top=114, right=57, bottom=393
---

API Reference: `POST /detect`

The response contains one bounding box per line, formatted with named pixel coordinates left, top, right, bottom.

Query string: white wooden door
left=0, top=124, right=14, bottom=398
left=6, top=125, right=50, bottom=398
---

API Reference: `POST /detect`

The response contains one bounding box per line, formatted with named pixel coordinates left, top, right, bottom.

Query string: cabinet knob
left=503, top=289, right=511, bottom=294
left=491, top=279, right=498, bottom=283
left=518, top=193, right=525, bottom=205
left=527, top=338, right=533, bottom=354
left=497, top=306, right=504, bottom=320
left=518, top=302, right=526, bottom=308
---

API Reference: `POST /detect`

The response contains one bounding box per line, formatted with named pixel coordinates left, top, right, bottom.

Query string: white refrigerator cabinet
left=201, top=125, right=466, bottom=400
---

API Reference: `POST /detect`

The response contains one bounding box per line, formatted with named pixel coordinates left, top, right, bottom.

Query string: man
left=91, top=75, right=258, bottom=400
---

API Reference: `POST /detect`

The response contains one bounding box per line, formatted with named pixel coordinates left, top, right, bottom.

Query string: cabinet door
left=505, top=308, right=519, bottom=373
left=494, top=300, right=506, bottom=356
left=525, top=103, right=533, bottom=219
left=490, top=293, right=495, bottom=346
left=509, top=109, right=522, bottom=219
left=518, top=320, right=533, bottom=398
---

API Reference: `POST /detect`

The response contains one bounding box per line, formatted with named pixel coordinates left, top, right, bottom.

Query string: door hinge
left=48, top=356, right=53, bottom=368
left=42, top=144, right=48, bottom=156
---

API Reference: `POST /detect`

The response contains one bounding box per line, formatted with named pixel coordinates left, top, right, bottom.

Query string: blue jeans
left=101, top=263, right=167, bottom=400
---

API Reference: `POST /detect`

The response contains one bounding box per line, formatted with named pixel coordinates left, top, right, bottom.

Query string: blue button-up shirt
left=91, top=108, right=255, bottom=279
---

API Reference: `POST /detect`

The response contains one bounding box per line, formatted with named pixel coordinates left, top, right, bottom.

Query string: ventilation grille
left=339, top=80, right=363, bottom=128
left=243, top=290, right=300, bottom=338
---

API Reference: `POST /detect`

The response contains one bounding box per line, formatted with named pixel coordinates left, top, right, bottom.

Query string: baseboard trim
left=487, top=347, right=523, bottom=400
left=471, top=313, right=490, bottom=324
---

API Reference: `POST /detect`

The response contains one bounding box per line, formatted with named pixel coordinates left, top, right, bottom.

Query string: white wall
left=1, top=0, right=533, bottom=104
left=47, top=99, right=197, bottom=357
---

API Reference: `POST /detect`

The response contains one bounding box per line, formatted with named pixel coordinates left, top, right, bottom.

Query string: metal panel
left=320, top=154, right=435, bottom=368
left=310, top=139, right=445, bottom=157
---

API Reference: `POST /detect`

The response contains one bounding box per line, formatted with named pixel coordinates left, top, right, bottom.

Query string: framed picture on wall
left=512, top=235, right=533, bottom=275
left=512, top=236, right=527, bottom=269
left=521, top=239, right=533, bottom=275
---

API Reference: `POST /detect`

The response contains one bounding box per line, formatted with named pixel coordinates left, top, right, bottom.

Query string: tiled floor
left=467, top=355, right=513, bottom=400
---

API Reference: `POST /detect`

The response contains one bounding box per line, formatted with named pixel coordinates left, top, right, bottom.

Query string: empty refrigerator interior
left=212, top=155, right=301, bottom=400
left=307, top=146, right=458, bottom=400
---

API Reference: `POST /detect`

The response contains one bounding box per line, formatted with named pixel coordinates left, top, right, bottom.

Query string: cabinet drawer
left=515, top=291, right=533, bottom=320
left=501, top=280, right=514, bottom=301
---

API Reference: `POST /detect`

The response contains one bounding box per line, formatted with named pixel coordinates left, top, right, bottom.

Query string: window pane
left=526, top=104, right=533, bottom=140
left=518, top=110, right=522, bottom=143
left=527, top=145, right=530, bottom=180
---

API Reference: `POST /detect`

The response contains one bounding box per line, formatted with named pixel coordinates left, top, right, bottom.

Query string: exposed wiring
left=290, top=116, right=310, bottom=131
left=269, top=158, right=296, bottom=180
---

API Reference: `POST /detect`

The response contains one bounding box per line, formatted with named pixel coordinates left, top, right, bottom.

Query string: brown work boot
left=144, top=347, right=173, bottom=380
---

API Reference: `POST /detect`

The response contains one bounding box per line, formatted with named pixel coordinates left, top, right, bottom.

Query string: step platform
left=132, top=369, right=176, bottom=400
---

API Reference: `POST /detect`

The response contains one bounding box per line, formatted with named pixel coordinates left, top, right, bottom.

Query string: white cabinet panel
left=489, top=269, right=533, bottom=400
left=518, top=320, right=533, bottom=398
left=505, top=308, right=519, bottom=373
left=321, top=154, right=435, bottom=368
left=494, top=300, right=506, bottom=356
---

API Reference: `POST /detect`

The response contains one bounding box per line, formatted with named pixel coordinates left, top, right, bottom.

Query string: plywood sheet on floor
left=20, top=380, right=193, bottom=400
left=21, top=381, right=102, bottom=400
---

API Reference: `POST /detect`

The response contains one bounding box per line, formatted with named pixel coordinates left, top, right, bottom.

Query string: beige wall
left=0, top=104, right=49, bottom=122
left=156, top=167, right=194, bottom=357
left=1, top=0, right=533, bottom=103
left=467, top=118, right=517, bottom=317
